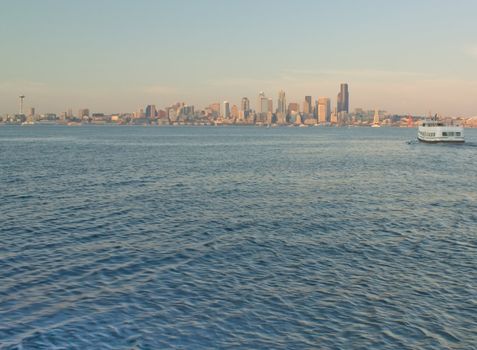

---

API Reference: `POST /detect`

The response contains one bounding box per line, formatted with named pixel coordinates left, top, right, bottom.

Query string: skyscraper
left=277, top=90, right=287, bottom=124
left=303, top=96, right=312, bottom=115
left=241, top=97, right=250, bottom=112
left=145, top=105, right=156, bottom=118
left=231, top=105, right=239, bottom=119
left=224, top=101, right=230, bottom=118
left=256, top=92, right=270, bottom=123
left=337, top=83, right=349, bottom=114
left=180, top=105, right=194, bottom=117
left=277, top=90, right=286, bottom=114
left=318, top=97, right=331, bottom=123
left=258, top=92, right=266, bottom=113
left=267, top=98, right=273, bottom=114
left=260, top=98, right=269, bottom=114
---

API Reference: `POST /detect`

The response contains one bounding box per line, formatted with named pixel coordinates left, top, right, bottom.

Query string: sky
left=1, top=0, right=477, bottom=116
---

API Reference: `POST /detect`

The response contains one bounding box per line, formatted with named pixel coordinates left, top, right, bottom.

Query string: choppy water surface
left=1, top=125, right=476, bottom=349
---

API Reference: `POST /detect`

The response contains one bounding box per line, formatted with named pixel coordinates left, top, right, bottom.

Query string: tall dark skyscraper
left=241, top=97, right=250, bottom=112
left=145, top=104, right=157, bottom=118
left=304, top=96, right=312, bottom=114
left=337, top=83, right=349, bottom=114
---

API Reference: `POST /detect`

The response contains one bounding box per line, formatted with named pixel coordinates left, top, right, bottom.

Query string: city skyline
left=4, top=84, right=352, bottom=119
left=2, top=0, right=477, bottom=116
left=7, top=81, right=477, bottom=128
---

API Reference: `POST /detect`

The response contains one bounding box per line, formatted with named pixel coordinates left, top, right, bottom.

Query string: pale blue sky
left=1, top=0, right=477, bottom=115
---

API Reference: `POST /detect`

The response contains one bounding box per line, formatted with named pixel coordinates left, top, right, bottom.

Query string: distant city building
left=231, top=104, right=239, bottom=119
left=223, top=101, right=230, bottom=118
left=167, top=107, right=177, bottom=121
left=42, top=113, right=57, bottom=120
left=260, top=97, right=269, bottom=115
left=337, top=83, right=349, bottom=114
left=209, top=102, right=220, bottom=115
left=91, top=113, right=105, bottom=119
left=145, top=105, right=156, bottom=118
left=277, top=90, right=286, bottom=114
left=256, top=92, right=273, bottom=123
left=241, top=97, right=250, bottom=112
left=24, top=107, right=35, bottom=123
left=266, top=111, right=273, bottom=124
left=178, top=105, right=194, bottom=117
left=276, top=90, right=287, bottom=124
left=78, top=108, right=90, bottom=119
left=288, top=102, right=299, bottom=114
left=318, top=97, right=331, bottom=123
left=338, top=111, right=347, bottom=125
left=158, top=110, right=167, bottom=119
left=303, top=96, right=312, bottom=114
left=331, top=107, right=338, bottom=124
left=258, top=91, right=266, bottom=113
left=238, top=110, right=246, bottom=122
left=135, top=108, right=144, bottom=119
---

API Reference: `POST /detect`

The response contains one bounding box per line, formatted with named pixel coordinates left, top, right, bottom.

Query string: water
left=1, top=125, right=476, bottom=349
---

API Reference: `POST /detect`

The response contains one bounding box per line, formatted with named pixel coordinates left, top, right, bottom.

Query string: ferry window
left=442, top=132, right=448, bottom=136
left=456, top=132, right=461, bottom=136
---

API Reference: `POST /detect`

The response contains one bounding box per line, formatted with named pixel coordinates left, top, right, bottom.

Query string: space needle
left=19, top=95, right=25, bottom=115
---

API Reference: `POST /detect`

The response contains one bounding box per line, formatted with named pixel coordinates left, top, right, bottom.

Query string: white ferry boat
left=418, top=117, right=464, bottom=143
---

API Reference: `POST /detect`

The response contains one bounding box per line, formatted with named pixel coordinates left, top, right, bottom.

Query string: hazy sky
left=2, top=0, right=477, bottom=116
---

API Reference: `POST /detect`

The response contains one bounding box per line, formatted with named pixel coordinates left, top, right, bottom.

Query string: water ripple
left=1, top=126, right=476, bottom=349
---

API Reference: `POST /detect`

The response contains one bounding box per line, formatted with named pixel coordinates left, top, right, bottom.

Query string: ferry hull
left=418, top=136, right=465, bottom=143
